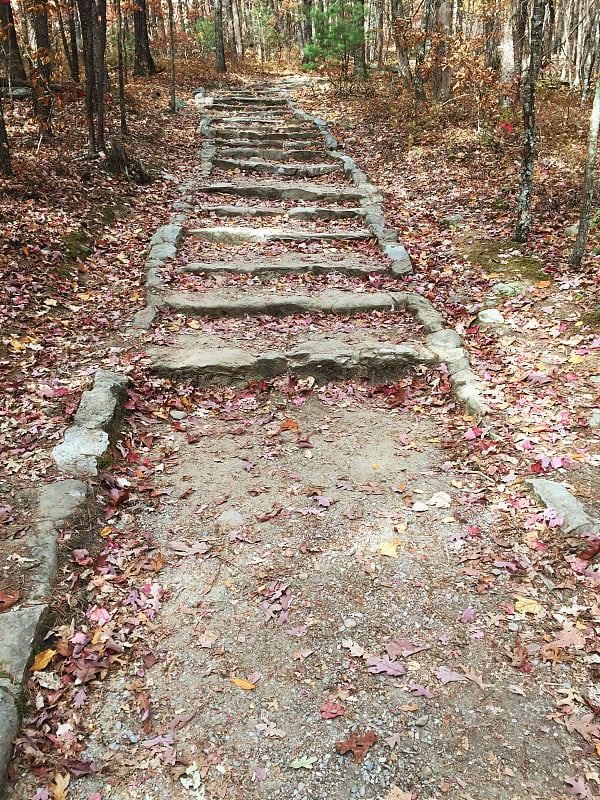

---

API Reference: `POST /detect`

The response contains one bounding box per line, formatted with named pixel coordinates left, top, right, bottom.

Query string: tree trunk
left=392, top=0, right=414, bottom=87
left=433, top=0, right=452, bottom=101
left=215, top=0, right=227, bottom=72
left=133, top=0, right=157, bottom=76
left=353, top=0, right=367, bottom=77
left=76, top=0, right=97, bottom=153
left=415, top=0, right=436, bottom=100
left=512, top=0, right=528, bottom=83
left=167, top=0, right=176, bottom=111
left=68, top=5, right=81, bottom=83
left=56, top=2, right=80, bottom=84
left=116, top=0, right=128, bottom=134
left=300, top=0, right=312, bottom=61
left=29, top=3, right=54, bottom=138
left=0, top=0, right=27, bottom=86
left=568, top=72, right=600, bottom=269
left=0, top=93, right=12, bottom=175
left=483, top=0, right=501, bottom=71
left=514, top=0, right=546, bottom=242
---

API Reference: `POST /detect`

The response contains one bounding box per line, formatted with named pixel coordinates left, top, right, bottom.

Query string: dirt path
left=7, top=80, right=597, bottom=800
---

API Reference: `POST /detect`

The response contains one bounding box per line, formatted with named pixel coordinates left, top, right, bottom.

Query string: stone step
left=213, top=157, right=339, bottom=177
left=213, top=138, right=322, bottom=150
left=179, top=254, right=405, bottom=278
left=187, top=225, right=371, bottom=245
left=210, top=115, right=292, bottom=125
left=211, top=129, right=322, bottom=142
left=218, top=147, right=329, bottom=162
left=212, top=95, right=288, bottom=106
left=161, top=289, right=398, bottom=318
left=209, top=105, right=290, bottom=114
left=196, top=182, right=366, bottom=203
left=196, top=205, right=365, bottom=221
left=151, top=339, right=436, bottom=385
left=211, top=125, right=319, bottom=137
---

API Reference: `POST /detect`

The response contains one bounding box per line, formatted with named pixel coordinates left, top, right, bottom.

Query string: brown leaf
left=334, top=730, right=378, bottom=762
left=0, top=590, right=20, bottom=613
left=49, top=771, right=70, bottom=800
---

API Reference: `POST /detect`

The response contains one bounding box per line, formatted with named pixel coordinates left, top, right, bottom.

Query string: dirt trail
left=7, top=80, right=592, bottom=800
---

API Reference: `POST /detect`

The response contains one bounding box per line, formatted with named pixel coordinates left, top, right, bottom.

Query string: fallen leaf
left=384, top=788, right=413, bottom=800
left=378, top=539, right=400, bottom=557
left=319, top=700, right=345, bottom=719
left=366, top=655, right=406, bottom=676
left=460, top=665, right=488, bottom=690
left=427, top=491, right=452, bottom=508
left=290, top=755, right=317, bottom=769
left=31, top=649, right=56, bottom=671
left=230, top=677, right=256, bottom=690
left=564, top=775, right=594, bottom=800
left=0, top=590, right=19, bottom=613
left=407, top=681, right=434, bottom=699
left=341, top=638, right=365, bottom=657
left=435, top=666, right=468, bottom=684
left=49, top=772, right=70, bottom=800
left=412, top=501, right=428, bottom=512
left=384, top=732, right=404, bottom=749
left=514, top=596, right=543, bottom=615
left=335, top=730, right=378, bottom=762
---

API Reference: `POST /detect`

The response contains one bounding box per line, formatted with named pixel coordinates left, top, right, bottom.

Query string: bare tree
left=215, top=0, right=227, bottom=72
left=569, top=69, right=600, bottom=268
left=514, top=0, right=546, bottom=242
left=0, top=93, right=12, bottom=175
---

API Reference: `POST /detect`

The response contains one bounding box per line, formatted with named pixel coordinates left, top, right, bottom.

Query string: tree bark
left=514, top=0, right=546, bottom=242
left=133, top=0, right=157, bottom=76
left=29, top=3, right=54, bottom=137
left=0, top=93, right=12, bottom=175
left=167, top=0, right=176, bottom=111
left=0, top=0, right=27, bottom=86
left=215, top=0, right=227, bottom=73
left=116, top=0, right=128, bottom=134
left=569, top=71, right=600, bottom=268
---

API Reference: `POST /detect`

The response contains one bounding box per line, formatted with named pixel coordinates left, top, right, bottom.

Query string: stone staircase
left=138, top=84, right=488, bottom=417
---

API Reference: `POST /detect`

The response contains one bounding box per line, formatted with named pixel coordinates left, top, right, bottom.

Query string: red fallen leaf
left=60, top=758, right=97, bottom=777
left=578, top=541, right=600, bottom=561
left=214, top=493, right=229, bottom=506
left=335, top=730, right=377, bottom=761
left=0, top=590, right=20, bottom=612
left=320, top=700, right=345, bottom=719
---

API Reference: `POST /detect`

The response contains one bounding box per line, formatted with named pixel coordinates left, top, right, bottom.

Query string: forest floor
left=1, top=64, right=600, bottom=800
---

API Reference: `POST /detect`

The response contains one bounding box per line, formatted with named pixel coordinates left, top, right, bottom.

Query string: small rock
left=215, top=509, right=245, bottom=532
left=343, top=617, right=357, bottom=629
left=170, top=410, right=188, bottom=420
left=491, top=281, right=521, bottom=297
left=441, top=213, right=466, bottom=228
left=478, top=308, right=505, bottom=326
left=414, top=715, right=429, bottom=727
left=421, top=766, right=433, bottom=779
left=565, top=224, right=579, bottom=237
left=589, top=410, right=600, bottom=428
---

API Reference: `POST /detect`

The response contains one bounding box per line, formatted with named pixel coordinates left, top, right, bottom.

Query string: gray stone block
left=149, top=224, right=183, bottom=248
left=148, top=242, right=177, bottom=261
left=52, top=427, right=110, bottom=477
left=527, top=478, right=595, bottom=534
left=38, top=479, right=88, bottom=523
left=0, top=605, right=48, bottom=793
left=426, top=330, right=463, bottom=349
left=74, top=370, right=129, bottom=441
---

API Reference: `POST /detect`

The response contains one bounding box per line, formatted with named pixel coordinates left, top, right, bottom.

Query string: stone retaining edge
left=0, top=368, right=131, bottom=791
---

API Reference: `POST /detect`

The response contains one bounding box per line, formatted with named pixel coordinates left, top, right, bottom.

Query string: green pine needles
left=303, top=0, right=366, bottom=87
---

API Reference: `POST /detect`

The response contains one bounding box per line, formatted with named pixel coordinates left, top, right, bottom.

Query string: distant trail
left=137, top=78, right=487, bottom=419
